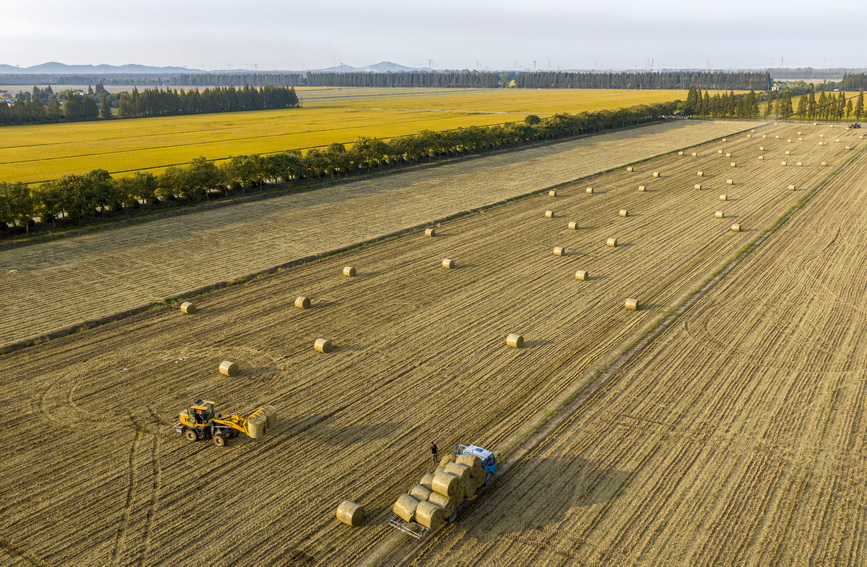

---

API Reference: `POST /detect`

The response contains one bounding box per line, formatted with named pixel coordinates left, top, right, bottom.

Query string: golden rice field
left=1, top=121, right=865, bottom=565
left=0, top=88, right=690, bottom=184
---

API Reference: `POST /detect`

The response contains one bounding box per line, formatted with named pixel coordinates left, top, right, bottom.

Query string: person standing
left=430, top=441, right=439, bottom=466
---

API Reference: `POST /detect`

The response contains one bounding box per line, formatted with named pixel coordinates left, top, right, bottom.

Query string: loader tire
left=484, top=473, right=494, bottom=487
left=213, top=434, right=227, bottom=447
left=185, top=429, right=198, bottom=442
left=446, top=508, right=458, bottom=523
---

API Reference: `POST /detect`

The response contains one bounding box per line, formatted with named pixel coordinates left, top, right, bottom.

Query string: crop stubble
left=411, top=126, right=867, bottom=565
left=1, top=120, right=746, bottom=349
left=0, top=123, right=859, bottom=565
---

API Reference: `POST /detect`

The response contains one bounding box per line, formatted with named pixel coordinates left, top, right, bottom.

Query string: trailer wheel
left=213, top=434, right=227, bottom=447
left=184, top=429, right=198, bottom=442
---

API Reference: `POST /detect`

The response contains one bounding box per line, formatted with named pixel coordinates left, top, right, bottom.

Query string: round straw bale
left=456, top=454, right=483, bottom=471
left=691, top=152, right=697, bottom=157
left=780, top=161, right=787, bottom=166
left=784, top=150, right=791, bottom=155
left=787, top=184, right=796, bottom=190
left=606, top=237, right=618, bottom=247
left=821, top=161, right=827, bottom=166
left=506, top=333, right=524, bottom=348
left=731, top=224, right=741, bottom=232
left=619, top=209, right=628, bottom=217
left=796, top=161, right=803, bottom=166
left=726, top=179, right=733, bottom=185
left=410, top=483, right=433, bottom=502
left=819, top=134, right=824, bottom=138
left=697, top=171, right=704, bottom=177
left=679, top=151, right=685, bottom=155
left=342, top=266, right=357, bottom=277
left=638, top=185, right=646, bottom=192
left=845, top=145, right=851, bottom=150
left=336, top=500, right=365, bottom=527
left=427, top=491, right=456, bottom=515
left=722, top=137, right=727, bottom=142
left=439, top=455, right=455, bottom=467
left=726, top=152, right=732, bottom=157
left=719, top=194, right=727, bottom=201
left=545, top=210, right=554, bottom=218
left=819, top=141, right=825, bottom=146
left=797, top=131, right=802, bottom=135
left=775, top=135, right=780, bottom=139
left=759, top=146, right=765, bottom=150
left=262, top=405, right=278, bottom=430
left=836, top=138, right=841, bottom=142
left=746, top=134, right=752, bottom=138
left=431, top=472, right=460, bottom=498
left=798, top=137, right=803, bottom=141
left=435, top=466, right=447, bottom=476
left=730, top=162, right=737, bottom=167
left=652, top=171, right=660, bottom=177
left=787, top=139, right=792, bottom=143
left=585, top=187, right=594, bottom=194
left=762, top=134, right=767, bottom=138
left=442, top=258, right=455, bottom=269
left=552, top=246, right=566, bottom=256
left=444, top=462, right=471, bottom=487
left=548, top=189, right=557, bottom=197
left=717, top=149, right=723, bottom=154
left=294, top=296, right=311, bottom=309
left=393, top=494, right=419, bottom=523
left=694, top=183, right=702, bottom=190
left=627, top=166, right=634, bottom=171
left=575, top=270, right=589, bottom=281
left=715, top=210, right=725, bottom=218
left=419, top=473, right=434, bottom=489
left=425, top=227, right=436, bottom=237
left=219, top=360, right=239, bottom=377
left=314, top=338, right=333, bottom=353
left=567, top=221, right=578, bottom=230
left=180, top=301, right=197, bottom=314
left=758, top=155, right=765, bottom=160
left=624, top=298, right=639, bottom=311
left=415, top=500, right=445, bottom=530
left=246, top=412, right=267, bottom=439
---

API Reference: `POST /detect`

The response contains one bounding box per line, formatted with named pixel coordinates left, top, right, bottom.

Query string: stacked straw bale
left=416, top=500, right=445, bottom=529
left=393, top=494, right=419, bottom=523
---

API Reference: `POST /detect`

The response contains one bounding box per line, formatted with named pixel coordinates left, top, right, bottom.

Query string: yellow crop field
left=0, top=88, right=690, bottom=184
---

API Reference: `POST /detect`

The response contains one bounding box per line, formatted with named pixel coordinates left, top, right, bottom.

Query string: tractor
left=174, top=399, right=275, bottom=446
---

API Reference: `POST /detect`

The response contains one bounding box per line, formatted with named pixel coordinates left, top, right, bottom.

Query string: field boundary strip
left=369, top=129, right=865, bottom=567
left=0, top=122, right=754, bottom=358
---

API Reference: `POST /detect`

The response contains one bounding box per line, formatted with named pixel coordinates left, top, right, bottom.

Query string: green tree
left=0, top=182, right=35, bottom=232
left=524, top=114, right=541, bottom=125
left=100, top=97, right=112, bottom=119
left=855, top=91, right=864, bottom=121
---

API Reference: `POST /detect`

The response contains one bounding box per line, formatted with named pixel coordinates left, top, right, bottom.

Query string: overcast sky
left=2, top=0, right=866, bottom=71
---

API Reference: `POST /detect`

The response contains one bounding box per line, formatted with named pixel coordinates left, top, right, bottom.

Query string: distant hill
left=1, top=62, right=205, bottom=74
left=0, top=61, right=431, bottom=75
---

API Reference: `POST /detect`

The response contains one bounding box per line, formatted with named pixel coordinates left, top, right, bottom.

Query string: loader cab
left=190, top=401, right=216, bottom=424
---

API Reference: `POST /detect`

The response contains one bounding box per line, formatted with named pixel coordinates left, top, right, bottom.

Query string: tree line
left=0, top=101, right=675, bottom=235
left=116, top=86, right=299, bottom=118
left=679, top=88, right=762, bottom=118
left=0, top=85, right=299, bottom=125
left=515, top=71, right=772, bottom=91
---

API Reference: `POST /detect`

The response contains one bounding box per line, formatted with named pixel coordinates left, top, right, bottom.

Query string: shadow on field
left=471, top=456, right=631, bottom=539
left=283, top=413, right=401, bottom=445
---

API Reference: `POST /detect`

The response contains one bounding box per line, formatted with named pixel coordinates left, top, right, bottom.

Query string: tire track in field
left=0, top=537, right=50, bottom=567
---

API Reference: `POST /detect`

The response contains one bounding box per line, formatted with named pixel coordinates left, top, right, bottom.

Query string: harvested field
left=411, top=129, right=867, bottom=565
left=0, top=119, right=749, bottom=349
left=1, top=123, right=862, bottom=566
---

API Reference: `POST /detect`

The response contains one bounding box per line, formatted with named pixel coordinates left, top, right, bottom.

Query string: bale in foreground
left=625, top=298, right=639, bottom=311
left=393, top=494, right=419, bottom=523
left=336, top=500, right=365, bottom=527
left=180, top=301, right=197, bottom=314
left=314, top=338, right=333, bottom=353
left=506, top=333, right=524, bottom=348
left=415, top=500, right=445, bottom=530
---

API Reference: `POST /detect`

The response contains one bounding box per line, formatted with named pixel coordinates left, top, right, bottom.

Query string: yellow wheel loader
left=174, top=399, right=276, bottom=446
